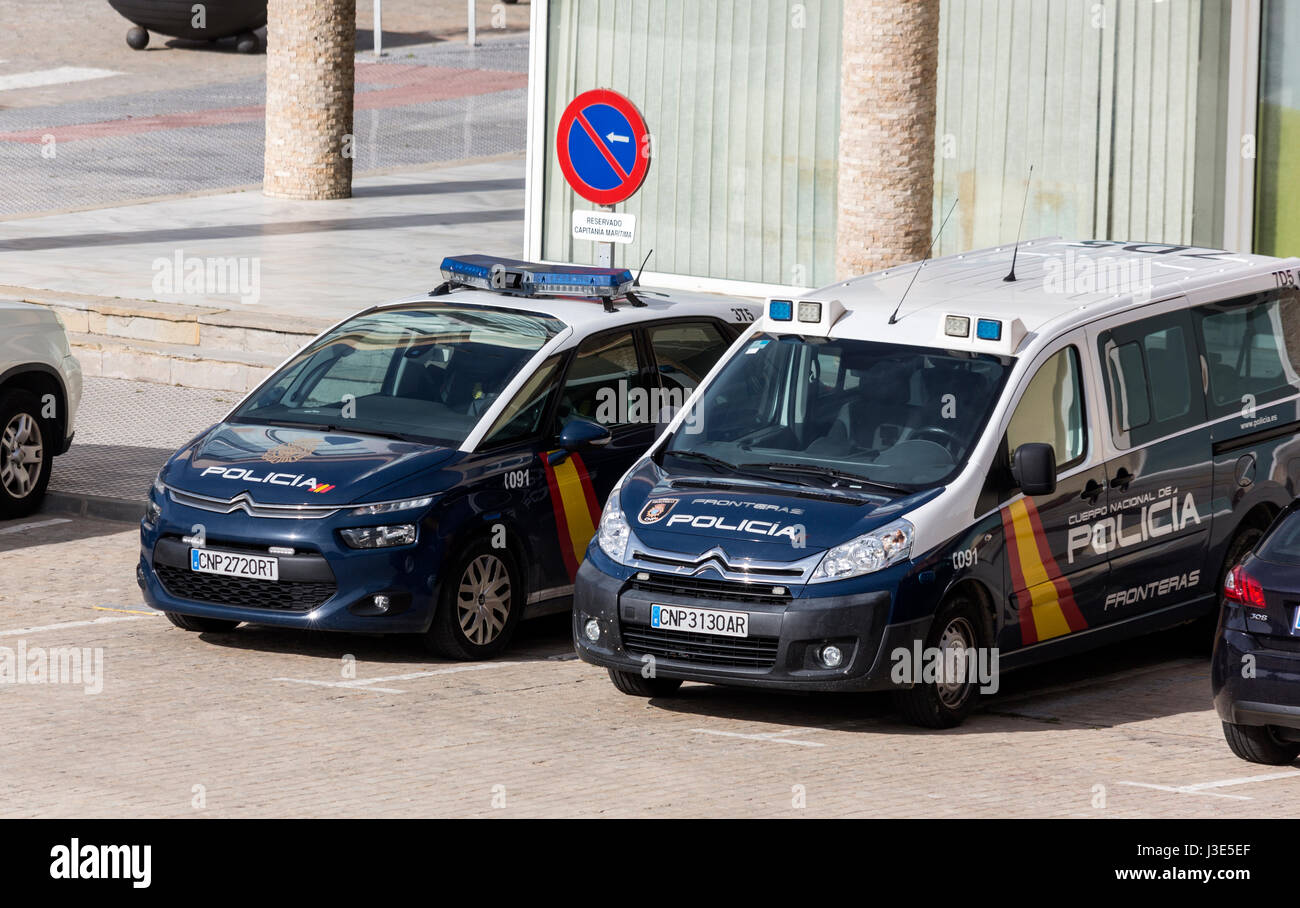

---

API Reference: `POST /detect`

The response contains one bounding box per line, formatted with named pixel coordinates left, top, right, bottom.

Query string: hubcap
left=456, top=554, right=511, bottom=646
left=0, top=412, right=42, bottom=500
left=934, top=616, right=976, bottom=710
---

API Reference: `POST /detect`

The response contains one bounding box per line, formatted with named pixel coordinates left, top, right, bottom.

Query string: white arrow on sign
left=605, top=132, right=630, bottom=144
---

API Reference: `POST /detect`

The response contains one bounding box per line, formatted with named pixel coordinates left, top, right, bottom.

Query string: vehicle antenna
left=888, top=196, right=959, bottom=325
left=633, top=248, right=654, bottom=287
left=1003, top=164, right=1034, bottom=282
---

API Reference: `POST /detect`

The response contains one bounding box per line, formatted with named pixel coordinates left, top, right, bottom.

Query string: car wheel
left=607, top=668, right=683, bottom=697
left=164, top=612, right=240, bottom=633
left=891, top=594, right=989, bottom=728
left=0, top=389, right=54, bottom=520
left=425, top=541, right=523, bottom=660
left=1222, top=721, right=1300, bottom=765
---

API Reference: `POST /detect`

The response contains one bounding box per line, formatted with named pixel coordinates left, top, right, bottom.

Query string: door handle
left=1080, top=479, right=1104, bottom=503
left=1110, top=468, right=1133, bottom=491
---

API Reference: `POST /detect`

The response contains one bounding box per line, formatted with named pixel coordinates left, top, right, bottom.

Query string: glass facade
left=540, top=0, right=843, bottom=287
left=1255, top=0, right=1300, bottom=257
left=931, top=0, right=1232, bottom=257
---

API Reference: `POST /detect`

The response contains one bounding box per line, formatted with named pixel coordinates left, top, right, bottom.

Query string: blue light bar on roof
left=976, top=318, right=1003, bottom=341
left=440, top=255, right=634, bottom=298
left=768, top=299, right=793, bottom=321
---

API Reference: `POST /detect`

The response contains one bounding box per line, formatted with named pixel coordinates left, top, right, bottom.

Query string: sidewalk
left=0, top=157, right=525, bottom=320
left=43, top=376, right=241, bottom=522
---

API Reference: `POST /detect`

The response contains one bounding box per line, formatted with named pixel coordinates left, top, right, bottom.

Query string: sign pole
left=597, top=204, right=615, bottom=268
left=467, top=0, right=476, bottom=47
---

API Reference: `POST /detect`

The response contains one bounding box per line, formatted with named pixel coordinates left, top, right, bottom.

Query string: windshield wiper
left=662, top=449, right=743, bottom=475
left=740, top=462, right=909, bottom=493
left=238, top=418, right=423, bottom=444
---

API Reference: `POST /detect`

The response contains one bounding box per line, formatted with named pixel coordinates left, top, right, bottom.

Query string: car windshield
left=230, top=305, right=564, bottom=446
left=662, top=333, right=1014, bottom=490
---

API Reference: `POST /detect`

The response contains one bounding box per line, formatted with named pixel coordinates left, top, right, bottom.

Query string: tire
left=0, top=389, right=54, bottom=520
left=607, top=668, right=683, bottom=698
left=891, top=594, right=990, bottom=729
left=164, top=612, right=240, bottom=633
left=235, top=32, right=260, bottom=54
left=425, top=540, right=523, bottom=660
left=1222, top=721, right=1300, bottom=766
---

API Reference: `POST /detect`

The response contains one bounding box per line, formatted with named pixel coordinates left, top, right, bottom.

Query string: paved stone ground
left=0, top=514, right=1296, bottom=818
left=49, top=376, right=239, bottom=503
left=0, top=0, right=530, bottom=217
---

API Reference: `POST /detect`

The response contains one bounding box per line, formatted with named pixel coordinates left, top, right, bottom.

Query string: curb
left=43, top=491, right=144, bottom=525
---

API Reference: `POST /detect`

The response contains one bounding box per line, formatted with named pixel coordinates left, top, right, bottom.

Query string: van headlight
left=339, top=524, right=417, bottom=549
left=810, top=519, right=913, bottom=582
left=596, top=494, right=632, bottom=562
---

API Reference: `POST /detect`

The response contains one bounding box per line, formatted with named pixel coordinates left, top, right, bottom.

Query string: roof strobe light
left=440, top=255, right=634, bottom=298
left=976, top=318, right=1003, bottom=341
left=768, top=299, right=793, bottom=321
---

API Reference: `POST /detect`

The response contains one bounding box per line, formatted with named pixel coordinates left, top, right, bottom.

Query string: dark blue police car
left=138, top=257, right=758, bottom=658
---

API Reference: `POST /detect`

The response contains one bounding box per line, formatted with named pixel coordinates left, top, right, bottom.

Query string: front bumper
left=138, top=500, right=442, bottom=634
left=572, top=558, right=928, bottom=692
left=1213, top=626, right=1300, bottom=730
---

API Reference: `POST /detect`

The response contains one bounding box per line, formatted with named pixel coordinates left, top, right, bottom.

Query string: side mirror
left=1011, top=442, right=1057, bottom=497
left=557, top=417, right=612, bottom=453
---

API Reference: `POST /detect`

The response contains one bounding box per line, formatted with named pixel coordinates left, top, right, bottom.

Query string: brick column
left=836, top=0, right=941, bottom=277
left=263, top=0, right=357, bottom=200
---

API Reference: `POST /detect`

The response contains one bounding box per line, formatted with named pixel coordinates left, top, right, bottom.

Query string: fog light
left=373, top=595, right=391, bottom=613
left=583, top=618, right=601, bottom=642
left=820, top=644, right=844, bottom=669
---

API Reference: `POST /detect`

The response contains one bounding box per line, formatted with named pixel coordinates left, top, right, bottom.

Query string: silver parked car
left=0, top=302, right=81, bottom=519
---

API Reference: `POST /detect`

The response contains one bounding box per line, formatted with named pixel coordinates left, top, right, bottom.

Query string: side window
left=1098, top=311, right=1204, bottom=447
left=645, top=321, right=730, bottom=395
left=1194, top=288, right=1300, bottom=418
left=481, top=355, right=563, bottom=447
left=1005, top=346, right=1086, bottom=470
left=556, top=330, right=650, bottom=431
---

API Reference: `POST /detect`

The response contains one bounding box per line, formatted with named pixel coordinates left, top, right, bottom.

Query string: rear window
left=1194, top=288, right=1300, bottom=418
left=1256, top=513, right=1300, bottom=566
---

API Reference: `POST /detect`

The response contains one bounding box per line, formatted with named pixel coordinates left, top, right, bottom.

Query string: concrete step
left=0, top=285, right=331, bottom=357
left=70, top=333, right=284, bottom=393
left=2, top=285, right=335, bottom=392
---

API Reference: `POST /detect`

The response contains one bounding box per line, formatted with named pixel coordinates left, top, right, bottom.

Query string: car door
left=995, top=336, right=1110, bottom=652
left=640, top=318, right=737, bottom=434
left=544, top=327, right=659, bottom=582
left=1092, top=303, right=1214, bottom=622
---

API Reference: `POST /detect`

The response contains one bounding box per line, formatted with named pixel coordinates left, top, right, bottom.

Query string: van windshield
left=229, top=305, right=563, bottom=446
left=662, top=334, right=1014, bottom=491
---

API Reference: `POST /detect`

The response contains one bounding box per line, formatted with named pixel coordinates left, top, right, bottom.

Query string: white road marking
left=273, top=660, right=524, bottom=694
left=0, top=615, right=156, bottom=638
left=0, top=518, right=72, bottom=535
left=0, top=67, right=121, bottom=92
left=692, top=728, right=826, bottom=748
left=1119, top=770, right=1300, bottom=801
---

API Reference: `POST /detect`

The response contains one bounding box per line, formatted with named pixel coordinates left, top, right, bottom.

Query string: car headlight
left=596, top=494, right=632, bottom=562
left=144, top=475, right=166, bottom=524
left=348, top=496, right=434, bottom=517
left=810, top=519, right=914, bottom=582
left=339, top=524, right=418, bottom=549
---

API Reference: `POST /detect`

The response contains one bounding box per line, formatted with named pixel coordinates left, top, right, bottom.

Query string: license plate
left=650, top=603, right=748, bottom=638
left=190, top=548, right=279, bottom=581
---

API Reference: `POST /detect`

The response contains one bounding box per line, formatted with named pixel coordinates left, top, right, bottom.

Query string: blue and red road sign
left=556, top=89, right=651, bottom=205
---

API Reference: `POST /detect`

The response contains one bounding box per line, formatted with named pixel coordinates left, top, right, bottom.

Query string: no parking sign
left=556, top=89, right=651, bottom=205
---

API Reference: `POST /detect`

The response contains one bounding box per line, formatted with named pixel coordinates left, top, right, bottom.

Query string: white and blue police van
left=574, top=238, right=1300, bottom=726
left=139, top=257, right=761, bottom=659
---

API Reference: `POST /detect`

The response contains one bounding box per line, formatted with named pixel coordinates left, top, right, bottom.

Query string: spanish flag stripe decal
left=1000, top=504, right=1038, bottom=645
left=540, top=452, right=602, bottom=581
left=540, top=456, right=579, bottom=581
left=1004, top=497, right=1089, bottom=645
left=1021, top=498, right=1089, bottom=633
